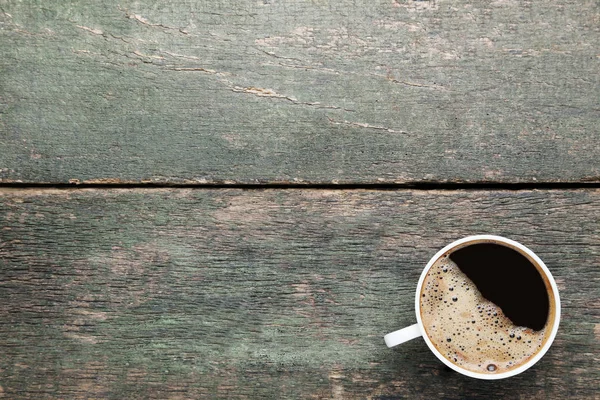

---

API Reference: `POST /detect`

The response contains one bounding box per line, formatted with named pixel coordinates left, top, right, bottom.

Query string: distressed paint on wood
left=0, top=188, right=598, bottom=398
left=1, top=0, right=599, bottom=184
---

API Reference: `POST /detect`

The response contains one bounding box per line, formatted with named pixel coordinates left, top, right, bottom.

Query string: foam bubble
left=420, top=256, right=547, bottom=374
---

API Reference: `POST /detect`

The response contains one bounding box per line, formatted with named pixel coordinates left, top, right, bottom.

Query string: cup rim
left=414, top=235, right=561, bottom=380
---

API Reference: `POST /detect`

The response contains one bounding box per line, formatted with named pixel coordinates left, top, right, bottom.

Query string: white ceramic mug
left=384, top=235, right=561, bottom=380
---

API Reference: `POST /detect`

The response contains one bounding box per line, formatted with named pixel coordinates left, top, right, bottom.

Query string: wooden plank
left=1, top=1, right=599, bottom=184
left=0, top=188, right=598, bottom=398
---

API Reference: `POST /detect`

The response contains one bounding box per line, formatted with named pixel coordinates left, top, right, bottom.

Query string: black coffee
left=450, top=243, right=549, bottom=331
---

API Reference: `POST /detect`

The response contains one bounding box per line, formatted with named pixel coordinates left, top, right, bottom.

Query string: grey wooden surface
left=1, top=0, right=599, bottom=399
left=0, top=189, right=599, bottom=399
left=1, top=0, right=599, bottom=184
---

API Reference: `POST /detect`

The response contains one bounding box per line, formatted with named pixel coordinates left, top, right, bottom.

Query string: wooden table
left=1, top=1, right=598, bottom=398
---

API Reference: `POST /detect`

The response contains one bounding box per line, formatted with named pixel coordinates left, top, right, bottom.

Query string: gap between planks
left=0, top=182, right=599, bottom=191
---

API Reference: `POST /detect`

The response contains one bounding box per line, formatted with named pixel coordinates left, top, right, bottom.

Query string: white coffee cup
left=384, top=235, right=561, bottom=380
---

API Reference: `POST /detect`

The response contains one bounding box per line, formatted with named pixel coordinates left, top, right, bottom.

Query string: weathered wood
left=1, top=1, right=599, bottom=184
left=0, top=188, right=598, bottom=398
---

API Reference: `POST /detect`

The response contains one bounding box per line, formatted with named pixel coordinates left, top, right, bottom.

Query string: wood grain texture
left=0, top=188, right=598, bottom=398
left=1, top=0, right=599, bottom=184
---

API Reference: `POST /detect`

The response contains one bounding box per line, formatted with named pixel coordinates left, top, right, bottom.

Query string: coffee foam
left=419, top=255, right=546, bottom=374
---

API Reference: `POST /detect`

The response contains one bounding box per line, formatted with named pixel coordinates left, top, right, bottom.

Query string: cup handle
left=384, top=324, right=422, bottom=347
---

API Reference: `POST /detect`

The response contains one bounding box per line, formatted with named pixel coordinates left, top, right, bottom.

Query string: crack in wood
left=76, top=25, right=103, bottom=35
left=327, top=117, right=408, bottom=134
left=230, top=86, right=355, bottom=111
left=119, top=6, right=189, bottom=34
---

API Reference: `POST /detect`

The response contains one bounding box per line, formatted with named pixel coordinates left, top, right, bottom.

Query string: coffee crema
left=419, top=245, right=551, bottom=374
